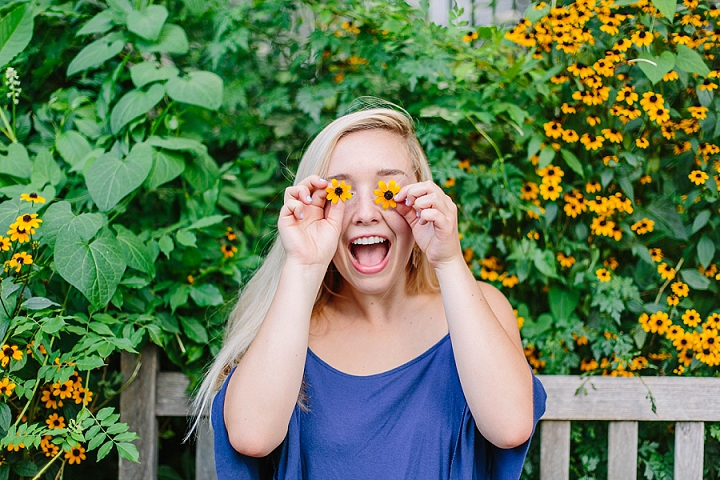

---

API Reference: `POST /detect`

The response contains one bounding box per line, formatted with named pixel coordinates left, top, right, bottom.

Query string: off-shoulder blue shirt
left=212, top=334, right=546, bottom=479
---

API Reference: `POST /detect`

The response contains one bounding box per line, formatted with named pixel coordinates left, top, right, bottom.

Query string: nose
left=349, top=186, right=382, bottom=225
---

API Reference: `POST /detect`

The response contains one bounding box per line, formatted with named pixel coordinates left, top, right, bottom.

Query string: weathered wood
left=156, top=371, right=192, bottom=416
left=540, top=420, right=570, bottom=480
left=119, top=343, right=158, bottom=480
left=674, top=421, right=704, bottom=480
left=196, top=416, right=218, bottom=480
left=537, top=375, right=720, bottom=421
left=608, top=421, right=637, bottom=480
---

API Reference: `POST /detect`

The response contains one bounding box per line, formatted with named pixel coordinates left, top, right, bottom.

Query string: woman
left=193, top=106, right=546, bottom=479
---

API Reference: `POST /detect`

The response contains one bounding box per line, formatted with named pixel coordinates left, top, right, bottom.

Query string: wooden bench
left=119, top=344, right=720, bottom=480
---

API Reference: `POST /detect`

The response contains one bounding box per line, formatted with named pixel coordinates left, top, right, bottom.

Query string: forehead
left=326, top=129, right=413, bottom=178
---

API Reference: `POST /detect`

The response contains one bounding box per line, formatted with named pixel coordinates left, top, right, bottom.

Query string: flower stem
left=0, top=107, right=17, bottom=143
left=32, top=448, right=65, bottom=480
left=13, top=337, right=55, bottom=429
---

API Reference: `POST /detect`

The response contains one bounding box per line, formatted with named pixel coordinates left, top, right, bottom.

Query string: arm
left=395, top=182, right=533, bottom=449
left=224, top=176, right=344, bottom=457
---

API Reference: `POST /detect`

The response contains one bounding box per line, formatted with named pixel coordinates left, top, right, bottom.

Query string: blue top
left=212, top=334, right=546, bottom=480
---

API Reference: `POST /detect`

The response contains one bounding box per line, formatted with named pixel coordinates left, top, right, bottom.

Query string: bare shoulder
left=476, top=281, right=522, bottom=348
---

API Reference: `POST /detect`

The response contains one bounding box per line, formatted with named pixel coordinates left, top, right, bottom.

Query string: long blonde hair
left=189, top=107, right=439, bottom=435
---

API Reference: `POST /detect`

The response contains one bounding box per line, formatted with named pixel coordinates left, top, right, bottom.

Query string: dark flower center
left=334, top=187, right=343, bottom=196
left=383, top=190, right=393, bottom=200
left=72, top=449, right=80, bottom=456
left=3, top=348, right=12, bottom=356
left=649, top=95, right=657, bottom=102
left=29, top=193, right=37, bottom=199
left=22, top=215, right=31, bottom=222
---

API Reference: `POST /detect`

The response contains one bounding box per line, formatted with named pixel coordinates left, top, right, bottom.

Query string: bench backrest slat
left=608, top=421, right=638, bottom=480
left=674, top=421, right=704, bottom=480
left=540, top=420, right=570, bottom=480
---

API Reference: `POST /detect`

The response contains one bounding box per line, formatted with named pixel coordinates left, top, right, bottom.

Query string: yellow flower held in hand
left=373, top=180, right=401, bottom=210
left=326, top=178, right=353, bottom=204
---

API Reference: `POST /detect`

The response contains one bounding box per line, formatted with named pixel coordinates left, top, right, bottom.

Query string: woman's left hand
left=394, top=181, right=462, bottom=269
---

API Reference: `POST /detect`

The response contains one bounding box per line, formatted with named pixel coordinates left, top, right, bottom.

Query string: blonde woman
left=194, top=106, right=546, bottom=479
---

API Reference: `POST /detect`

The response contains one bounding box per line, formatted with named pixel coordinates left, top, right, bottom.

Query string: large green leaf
left=0, top=4, right=34, bottom=69
left=675, top=45, right=710, bottom=77
left=651, top=0, right=677, bottom=21
left=127, top=5, right=168, bottom=41
left=0, top=143, right=31, bottom=178
left=637, top=51, right=675, bottom=85
left=76, top=10, right=115, bottom=36
left=55, top=227, right=126, bottom=309
left=146, top=136, right=206, bottom=154
left=110, top=83, right=165, bottom=134
left=646, top=198, right=688, bottom=240
left=560, top=149, right=584, bottom=178
left=113, top=225, right=155, bottom=276
left=136, top=23, right=188, bottom=54
left=697, top=236, right=715, bottom=269
left=548, top=286, right=580, bottom=321
left=680, top=268, right=711, bottom=290
left=130, top=62, right=178, bottom=88
left=145, top=150, right=185, bottom=190
left=165, top=71, right=223, bottom=111
left=32, top=148, right=65, bottom=187
left=55, top=131, right=92, bottom=167
left=67, top=32, right=126, bottom=77
left=86, top=143, right=154, bottom=211
left=42, top=202, right=104, bottom=250
left=183, top=153, right=219, bottom=192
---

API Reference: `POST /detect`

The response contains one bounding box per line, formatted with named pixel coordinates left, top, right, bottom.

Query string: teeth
left=352, top=236, right=386, bottom=245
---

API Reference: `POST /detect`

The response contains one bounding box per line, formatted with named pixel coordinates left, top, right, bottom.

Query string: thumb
left=324, top=195, right=347, bottom=230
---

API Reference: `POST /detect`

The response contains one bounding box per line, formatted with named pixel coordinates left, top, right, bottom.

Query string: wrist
left=433, top=255, right=472, bottom=280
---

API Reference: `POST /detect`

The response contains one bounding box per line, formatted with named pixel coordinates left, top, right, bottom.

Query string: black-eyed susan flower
left=616, top=86, right=638, bottom=104
left=0, top=378, right=15, bottom=397
left=613, top=39, right=632, bottom=51
left=7, top=443, right=24, bottom=452
left=621, top=104, right=642, bottom=120
left=11, top=213, right=41, bottom=230
left=580, top=358, right=599, bottom=371
left=462, top=31, right=479, bottom=42
left=520, top=182, right=539, bottom=200
left=221, top=245, right=237, bottom=258
left=649, top=311, right=672, bottom=334
left=557, top=252, right=576, bottom=268
left=705, top=313, right=720, bottom=330
left=640, top=92, right=664, bottom=111
left=636, top=138, right=649, bottom=149
left=539, top=182, right=562, bottom=201
left=601, top=128, right=623, bottom=143
left=52, top=380, right=73, bottom=400
left=585, top=180, right=601, bottom=193
left=590, top=216, right=616, bottom=237
left=671, top=281, right=689, bottom=297
left=639, top=175, right=652, bottom=185
left=631, top=29, right=654, bottom=47
left=500, top=273, right=519, bottom=288
left=46, top=413, right=65, bottom=429
left=40, top=436, right=59, bottom=457
left=72, top=387, right=93, bottom=406
left=568, top=62, right=595, bottom=78
left=631, top=218, right=654, bottom=234
left=225, top=227, right=237, bottom=241
left=698, top=78, right=717, bottom=91
left=596, top=268, right=611, bottom=282
left=41, top=388, right=61, bottom=409
left=0, top=236, right=9, bottom=252
left=648, top=248, right=663, bottom=262
left=604, top=257, right=619, bottom=270
left=580, top=133, right=604, bottom=151
left=667, top=294, right=680, bottom=306
left=561, top=103, right=577, bottom=114
left=648, top=107, right=670, bottom=124
left=662, top=71, right=678, bottom=83
left=658, top=262, right=676, bottom=280
left=527, top=230, right=539, bottom=240
left=543, top=120, right=564, bottom=139
left=374, top=180, right=401, bottom=209
left=561, top=129, right=579, bottom=143
left=20, top=192, right=45, bottom=204
left=586, top=115, right=601, bottom=126
left=673, top=331, right=694, bottom=350
left=6, top=225, right=32, bottom=243
left=326, top=178, right=353, bottom=204
left=687, top=106, right=708, bottom=119
left=551, top=74, right=569, bottom=84
left=537, top=164, right=564, bottom=184
left=65, top=445, right=86, bottom=464
left=688, top=170, right=709, bottom=185
left=0, top=345, right=22, bottom=367
left=6, top=252, right=32, bottom=273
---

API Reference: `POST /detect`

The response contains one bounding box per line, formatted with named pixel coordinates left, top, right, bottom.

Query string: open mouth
left=349, top=236, right=390, bottom=273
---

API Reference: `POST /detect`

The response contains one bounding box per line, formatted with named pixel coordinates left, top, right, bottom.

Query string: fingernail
left=394, top=194, right=400, bottom=200
left=405, top=199, right=409, bottom=206
left=306, top=196, right=312, bottom=202
left=320, top=178, right=326, bottom=182
left=416, top=211, right=420, bottom=218
left=300, top=213, right=304, bottom=220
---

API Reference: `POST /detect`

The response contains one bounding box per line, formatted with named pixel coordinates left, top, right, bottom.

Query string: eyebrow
left=328, top=169, right=408, bottom=181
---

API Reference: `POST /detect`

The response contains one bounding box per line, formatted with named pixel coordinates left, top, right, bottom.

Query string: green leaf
left=114, top=225, right=155, bottom=276
left=75, top=356, right=106, bottom=370
left=110, top=83, right=165, bottom=134
left=175, top=229, right=196, bottom=247
left=647, top=198, right=688, bottom=240
left=55, top=131, right=92, bottom=167
left=169, top=284, right=190, bottom=312
left=691, top=210, right=711, bottom=235
left=22, top=297, right=60, bottom=310
left=521, top=313, right=553, bottom=337
left=117, top=442, right=139, bottom=463
left=651, top=0, right=677, bottom=21
left=0, top=143, right=31, bottom=178
left=130, top=61, right=179, bottom=89
left=106, top=423, right=129, bottom=434
left=87, top=432, right=106, bottom=451
left=40, top=317, right=66, bottom=334
left=183, top=153, right=219, bottom=192
left=533, top=249, right=559, bottom=279
left=538, top=146, right=555, bottom=169
left=41, top=202, right=97, bottom=250
left=637, top=51, right=675, bottom=85
left=145, top=150, right=185, bottom=190
left=127, top=5, right=168, bottom=41
left=0, top=4, right=34, bottom=70
left=0, top=403, right=10, bottom=431
left=146, top=136, right=206, bottom=154
left=165, top=71, right=223, bottom=111
left=96, top=441, right=113, bottom=461
left=32, top=148, right=65, bottom=187
left=136, top=23, right=188, bottom=54
left=680, top=268, right=711, bottom=290
left=77, top=10, right=115, bottom=36
left=96, top=407, right=115, bottom=421
left=54, top=227, right=127, bottom=308
left=67, top=32, right=126, bottom=77
left=186, top=215, right=228, bottom=230
left=158, top=235, right=174, bottom=258
left=190, top=283, right=223, bottom=307
left=676, top=45, right=710, bottom=77
left=86, top=143, right=154, bottom=211
left=548, top=287, right=580, bottom=321
left=179, top=315, right=209, bottom=343
left=697, top=236, right=715, bottom=268
left=560, top=149, right=585, bottom=178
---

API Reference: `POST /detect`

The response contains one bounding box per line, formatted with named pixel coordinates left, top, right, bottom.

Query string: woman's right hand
left=278, top=175, right=346, bottom=267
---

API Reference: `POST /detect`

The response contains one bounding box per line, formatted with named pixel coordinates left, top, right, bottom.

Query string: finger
left=282, top=198, right=306, bottom=221
left=418, top=208, right=445, bottom=226
left=324, top=192, right=346, bottom=228
left=295, top=175, right=328, bottom=189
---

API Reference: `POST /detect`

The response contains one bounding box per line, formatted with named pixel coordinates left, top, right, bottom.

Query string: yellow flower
left=640, top=92, right=665, bottom=111
left=40, top=436, right=59, bottom=457
left=551, top=74, right=569, bottom=84
left=326, top=178, right=353, bottom=204
left=621, top=105, right=642, bottom=121
left=591, top=216, right=616, bottom=237
left=7, top=443, right=24, bottom=452
left=586, top=115, right=601, bottom=127
left=649, top=248, right=662, bottom=262
left=688, top=106, right=708, bottom=119
left=539, top=182, right=562, bottom=201
left=6, top=252, right=32, bottom=273
left=636, top=138, right=649, bottom=149
left=373, top=180, right=401, bottom=210
left=604, top=257, right=619, bottom=271
left=580, top=358, right=599, bottom=371
left=688, top=170, right=709, bottom=185
left=658, top=262, right=676, bottom=280
left=543, top=120, right=564, bottom=139
left=649, top=311, right=672, bottom=334
left=585, top=181, right=601, bottom=193
left=616, top=86, right=638, bottom=104
left=596, top=268, right=611, bottom=282
left=225, top=227, right=237, bottom=241
left=580, top=133, right=604, bottom=151
left=11, top=213, right=41, bottom=230
left=221, top=244, right=237, bottom=258
left=501, top=274, right=519, bottom=288
left=0, top=236, right=9, bottom=252
left=671, top=282, right=689, bottom=297
left=667, top=294, right=679, bottom=306
left=648, top=107, right=670, bottom=124
left=65, top=445, right=86, bottom=465
left=601, top=128, right=623, bottom=143
left=20, top=192, right=46, bottom=204
left=0, top=345, right=22, bottom=367
left=557, top=252, right=576, bottom=268
left=630, top=218, right=654, bottom=234
left=462, top=31, right=479, bottom=43
left=537, top=164, right=564, bottom=184
left=46, top=413, right=66, bottom=429
left=0, top=378, right=15, bottom=397
left=444, top=177, right=456, bottom=188
left=705, top=313, right=720, bottom=330
left=613, top=39, right=632, bottom=51
left=698, top=79, right=718, bottom=91
left=663, top=71, right=679, bottom=82
left=6, top=224, right=33, bottom=243
left=520, top=182, right=539, bottom=201
left=52, top=380, right=74, bottom=400
left=561, top=103, right=576, bottom=114
left=73, top=387, right=93, bottom=406
left=631, top=29, right=654, bottom=47
left=527, top=230, right=539, bottom=240
left=561, top=129, right=579, bottom=143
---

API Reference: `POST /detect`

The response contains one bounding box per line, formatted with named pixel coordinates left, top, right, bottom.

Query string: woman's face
left=325, top=129, right=418, bottom=295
